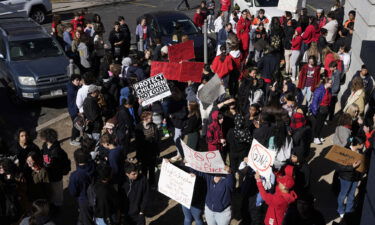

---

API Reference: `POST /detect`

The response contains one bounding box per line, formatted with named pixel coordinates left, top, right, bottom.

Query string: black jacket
left=9, top=142, right=39, bottom=171
left=181, top=115, right=201, bottom=136
left=135, top=122, right=160, bottom=162
left=258, top=52, right=280, bottom=81
left=83, top=95, right=103, bottom=133
left=168, top=99, right=187, bottom=129
left=42, top=141, right=66, bottom=182
left=120, top=175, right=149, bottom=216
left=292, top=126, right=312, bottom=161
left=120, top=23, right=131, bottom=45
left=336, top=163, right=362, bottom=182
left=94, top=181, right=120, bottom=219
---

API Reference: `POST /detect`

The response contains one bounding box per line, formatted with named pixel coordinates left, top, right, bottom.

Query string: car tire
left=29, top=7, right=46, bottom=24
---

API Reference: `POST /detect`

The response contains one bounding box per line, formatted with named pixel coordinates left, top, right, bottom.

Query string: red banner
left=150, top=61, right=180, bottom=80
left=179, top=62, right=204, bottom=83
left=168, top=40, right=195, bottom=63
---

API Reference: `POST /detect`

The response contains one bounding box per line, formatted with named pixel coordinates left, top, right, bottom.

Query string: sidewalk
left=52, top=0, right=132, bottom=13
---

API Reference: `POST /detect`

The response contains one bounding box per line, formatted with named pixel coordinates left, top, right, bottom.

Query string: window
left=254, top=0, right=279, bottom=7
left=9, top=38, right=63, bottom=61
left=244, top=0, right=253, bottom=7
left=158, top=19, right=199, bottom=36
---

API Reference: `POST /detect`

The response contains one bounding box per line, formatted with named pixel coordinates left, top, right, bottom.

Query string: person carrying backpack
left=40, top=128, right=71, bottom=209
left=68, top=148, right=95, bottom=225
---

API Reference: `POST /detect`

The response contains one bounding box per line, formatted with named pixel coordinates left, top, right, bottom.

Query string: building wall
left=342, top=0, right=375, bottom=97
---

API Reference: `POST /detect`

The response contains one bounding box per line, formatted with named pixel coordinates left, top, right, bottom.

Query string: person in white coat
left=323, top=12, right=338, bottom=44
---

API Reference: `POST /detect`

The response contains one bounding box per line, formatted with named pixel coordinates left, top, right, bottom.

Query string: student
left=83, top=85, right=103, bottom=141
left=26, top=151, right=50, bottom=202
left=120, top=163, right=149, bottom=225
left=67, top=74, right=82, bottom=146
left=68, top=149, right=95, bottom=225
left=297, top=56, right=321, bottom=106
left=19, top=199, right=55, bottom=225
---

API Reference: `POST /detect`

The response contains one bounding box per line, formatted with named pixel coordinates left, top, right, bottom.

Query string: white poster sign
left=197, top=74, right=225, bottom=105
left=133, top=73, right=171, bottom=107
left=248, top=139, right=276, bottom=178
left=181, top=140, right=228, bottom=174
left=278, top=0, right=299, bottom=13
left=158, top=160, right=196, bottom=208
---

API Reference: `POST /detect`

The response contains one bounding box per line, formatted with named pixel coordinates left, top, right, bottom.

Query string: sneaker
left=314, top=138, right=322, bottom=145
left=70, top=140, right=81, bottom=147
left=339, top=213, right=345, bottom=218
left=170, top=155, right=182, bottom=162
left=320, top=138, right=325, bottom=142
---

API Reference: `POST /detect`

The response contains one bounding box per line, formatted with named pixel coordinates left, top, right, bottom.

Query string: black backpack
left=86, top=183, right=96, bottom=209
left=60, top=149, right=71, bottom=176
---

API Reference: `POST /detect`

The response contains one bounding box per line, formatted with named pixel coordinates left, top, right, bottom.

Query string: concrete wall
left=342, top=0, right=375, bottom=94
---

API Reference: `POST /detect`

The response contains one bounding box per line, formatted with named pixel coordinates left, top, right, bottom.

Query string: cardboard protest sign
left=168, top=40, right=195, bottom=63
left=158, top=160, right=196, bottom=208
left=197, top=74, right=225, bottom=105
left=181, top=140, right=228, bottom=174
left=278, top=0, right=299, bottom=13
left=179, top=61, right=205, bottom=83
left=150, top=61, right=180, bottom=80
left=133, top=73, right=171, bottom=107
left=248, top=139, right=276, bottom=178
left=325, top=145, right=368, bottom=173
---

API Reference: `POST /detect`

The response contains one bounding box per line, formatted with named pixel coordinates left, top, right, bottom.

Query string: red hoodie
left=220, top=0, right=231, bottom=12
left=291, top=27, right=303, bottom=50
left=301, top=24, right=320, bottom=44
left=193, top=13, right=204, bottom=27
left=257, top=178, right=297, bottom=225
left=211, top=55, right=234, bottom=78
left=206, top=111, right=224, bottom=151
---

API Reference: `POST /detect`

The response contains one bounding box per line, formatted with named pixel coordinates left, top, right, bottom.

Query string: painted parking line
left=130, top=0, right=157, bottom=8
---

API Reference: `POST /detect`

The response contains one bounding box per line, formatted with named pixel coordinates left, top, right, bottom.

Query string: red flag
left=168, top=40, right=195, bottom=63
left=179, top=62, right=204, bottom=83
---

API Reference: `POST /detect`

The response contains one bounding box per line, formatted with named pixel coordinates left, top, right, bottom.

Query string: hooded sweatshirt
left=68, top=162, right=95, bottom=202
left=206, top=111, right=224, bottom=151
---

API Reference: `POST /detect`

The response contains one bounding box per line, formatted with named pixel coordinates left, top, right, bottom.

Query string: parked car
left=0, top=0, right=52, bottom=24
left=0, top=17, right=70, bottom=104
left=137, top=11, right=216, bottom=61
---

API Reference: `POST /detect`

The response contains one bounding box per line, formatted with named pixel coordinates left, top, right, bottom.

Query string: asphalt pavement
left=0, top=0, right=336, bottom=140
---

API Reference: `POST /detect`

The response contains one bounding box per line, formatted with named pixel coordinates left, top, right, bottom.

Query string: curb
left=36, top=112, right=70, bottom=131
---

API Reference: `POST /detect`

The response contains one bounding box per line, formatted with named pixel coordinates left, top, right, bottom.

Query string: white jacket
left=323, top=20, right=338, bottom=44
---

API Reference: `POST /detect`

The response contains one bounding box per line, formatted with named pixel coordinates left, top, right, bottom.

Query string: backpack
left=86, top=183, right=96, bottom=209
left=270, top=35, right=281, bottom=50
left=60, top=149, right=71, bottom=176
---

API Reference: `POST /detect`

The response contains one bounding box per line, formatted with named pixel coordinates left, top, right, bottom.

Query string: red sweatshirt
left=257, top=181, right=297, bottom=225
left=220, top=0, right=231, bottom=12
left=301, top=24, right=320, bottom=44
left=193, top=13, right=204, bottom=27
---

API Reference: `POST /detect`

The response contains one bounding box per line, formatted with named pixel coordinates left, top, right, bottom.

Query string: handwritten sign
left=248, top=139, right=276, bottom=178
left=181, top=140, right=228, bottom=174
left=197, top=74, right=225, bottom=105
left=133, top=73, right=171, bottom=106
left=158, top=160, right=196, bottom=208
left=168, top=40, right=195, bottom=63
left=325, top=145, right=367, bottom=173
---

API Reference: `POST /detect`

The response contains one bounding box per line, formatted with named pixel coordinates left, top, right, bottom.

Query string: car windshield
left=254, top=0, right=279, bottom=7
left=9, top=38, right=63, bottom=61
left=158, top=18, right=199, bottom=36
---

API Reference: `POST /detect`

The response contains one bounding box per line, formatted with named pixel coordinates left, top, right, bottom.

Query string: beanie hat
left=277, top=175, right=295, bottom=190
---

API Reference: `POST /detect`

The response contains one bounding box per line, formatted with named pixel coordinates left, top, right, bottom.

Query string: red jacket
left=206, top=111, right=224, bottom=151
left=301, top=24, right=320, bottom=44
left=193, top=13, right=204, bottom=27
left=211, top=55, right=234, bottom=78
left=291, top=36, right=302, bottom=50
left=220, top=0, right=231, bottom=12
left=236, top=16, right=251, bottom=37
left=257, top=181, right=297, bottom=225
left=297, top=64, right=321, bottom=91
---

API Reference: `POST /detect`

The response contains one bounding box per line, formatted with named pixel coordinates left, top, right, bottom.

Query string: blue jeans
left=95, top=218, right=106, bottom=225
left=181, top=205, right=204, bottom=225
left=302, top=86, right=313, bottom=106
left=204, top=205, right=231, bottom=225
left=337, top=178, right=358, bottom=214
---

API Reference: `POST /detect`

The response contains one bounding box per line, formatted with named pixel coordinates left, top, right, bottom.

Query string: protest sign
left=168, top=40, right=195, bottom=62
left=197, top=74, right=225, bottom=105
left=248, top=139, right=276, bottom=178
left=133, top=73, right=171, bottom=107
left=181, top=140, right=228, bottom=174
left=158, top=160, right=196, bottom=208
left=278, top=0, right=299, bottom=13
left=179, top=61, right=205, bottom=83
left=325, top=145, right=368, bottom=173
left=150, top=61, right=180, bottom=80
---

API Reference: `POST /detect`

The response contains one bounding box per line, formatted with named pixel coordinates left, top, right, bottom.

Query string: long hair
left=322, top=47, right=339, bottom=62
left=351, top=76, right=364, bottom=92
left=29, top=199, right=50, bottom=225
left=306, top=43, right=319, bottom=61
left=188, top=102, right=201, bottom=118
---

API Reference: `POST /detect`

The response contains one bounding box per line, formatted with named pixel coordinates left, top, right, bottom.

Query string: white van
left=0, top=0, right=52, bottom=24
left=233, top=0, right=303, bottom=20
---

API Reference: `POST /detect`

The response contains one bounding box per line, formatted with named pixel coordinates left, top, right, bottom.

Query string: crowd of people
left=0, top=0, right=375, bottom=225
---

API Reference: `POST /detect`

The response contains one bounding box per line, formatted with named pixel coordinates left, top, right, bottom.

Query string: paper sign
left=133, top=73, right=172, bottom=106
left=278, top=0, right=299, bottom=13
left=150, top=61, right=180, bottom=80
left=248, top=139, right=276, bottom=178
left=197, top=74, right=225, bottom=105
left=181, top=140, right=228, bottom=174
left=325, top=145, right=368, bottom=173
left=179, top=61, right=204, bottom=83
left=158, top=160, right=196, bottom=208
left=168, top=40, right=195, bottom=63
